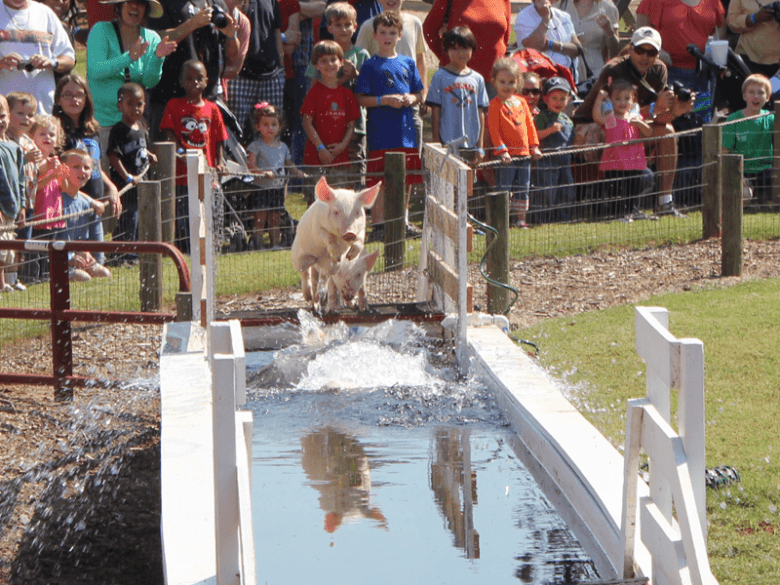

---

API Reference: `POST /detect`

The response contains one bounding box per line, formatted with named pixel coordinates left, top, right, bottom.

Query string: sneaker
left=617, top=216, right=633, bottom=223
left=656, top=202, right=686, bottom=218
left=13, top=281, right=26, bottom=291
left=514, top=221, right=529, bottom=229
left=2, top=284, right=13, bottom=293
left=631, top=206, right=649, bottom=221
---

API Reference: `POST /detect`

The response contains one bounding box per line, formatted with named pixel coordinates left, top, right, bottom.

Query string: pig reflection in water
left=300, top=428, right=388, bottom=533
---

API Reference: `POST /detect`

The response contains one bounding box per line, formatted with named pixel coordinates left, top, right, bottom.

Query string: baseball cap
left=542, top=77, right=574, bottom=96
left=631, top=27, right=662, bottom=51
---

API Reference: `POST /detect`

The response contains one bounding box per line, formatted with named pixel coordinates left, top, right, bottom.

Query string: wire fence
left=2, top=110, right=780, bottom=367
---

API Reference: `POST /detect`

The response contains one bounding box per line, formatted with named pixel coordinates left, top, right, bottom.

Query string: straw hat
left=99, top=0, right=164, bottom=20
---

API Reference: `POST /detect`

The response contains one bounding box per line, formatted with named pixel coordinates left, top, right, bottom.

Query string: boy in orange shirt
left=488, top=57, right=542, bottom=228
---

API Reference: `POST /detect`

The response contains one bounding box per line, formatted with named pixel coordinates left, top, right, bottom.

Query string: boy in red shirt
left=161, top=59, right=229, bottom=252
left=301, top=40, right=361, bottom=188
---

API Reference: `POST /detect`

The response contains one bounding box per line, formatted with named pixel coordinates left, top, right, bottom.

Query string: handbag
left=575, top=46, right=596, bottom=99
left=112, top=20, right=132, bottom=83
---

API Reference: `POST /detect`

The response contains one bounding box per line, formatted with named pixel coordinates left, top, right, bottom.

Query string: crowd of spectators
left=0, top=0, right=777, bottom=293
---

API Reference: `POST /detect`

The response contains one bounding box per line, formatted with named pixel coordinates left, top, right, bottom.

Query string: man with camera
left=0, top=0, right=75, bottom=113
left=727, top=0, right=780, bottom=79
left=573, top=27, right=694, bottom=216
left=147, top=0, right=240, bottom=139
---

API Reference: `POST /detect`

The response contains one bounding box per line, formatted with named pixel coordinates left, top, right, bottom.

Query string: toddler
left=487, top=57, right=542, bottom=228
left=247, top=103, right=306, bottom=250
left=722, top=74, right=775, bottom=205
left=593, top=79, right=654, bottom=220
left=533, top=77, right=576, bottom=224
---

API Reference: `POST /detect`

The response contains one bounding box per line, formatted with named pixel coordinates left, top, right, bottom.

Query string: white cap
left=631, top=27, right=662, bottom=51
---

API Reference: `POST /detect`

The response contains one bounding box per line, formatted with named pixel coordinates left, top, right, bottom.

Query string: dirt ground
left=2, top=238, right=780, bottom=583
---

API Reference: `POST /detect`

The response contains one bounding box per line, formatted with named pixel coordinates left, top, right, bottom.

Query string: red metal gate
left=0, top=240, right=191, bottom=399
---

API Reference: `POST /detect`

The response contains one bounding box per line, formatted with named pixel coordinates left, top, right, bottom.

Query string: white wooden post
left=186, top=150, right=202, bottom=322
left=455, top=163, right=468, bottom=373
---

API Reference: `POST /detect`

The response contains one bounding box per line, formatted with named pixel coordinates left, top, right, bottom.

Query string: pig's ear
left=315, top=176, right=335, bottom=203
left=363, top=249, right=380, bottom=271
left=360, top=181, right=382, bottom=209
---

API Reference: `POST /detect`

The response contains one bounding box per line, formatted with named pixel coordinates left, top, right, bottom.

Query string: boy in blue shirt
left=426, top=26, right=489, bottom=165
left=0, top=94, right=25, bottom=295
left=355, top=11, right=424, bottom=231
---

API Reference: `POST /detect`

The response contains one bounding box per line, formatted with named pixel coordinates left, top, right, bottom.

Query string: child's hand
left=148, top=152, right=158, bottom=165
left=384, top=94, right=406, bottom=109
left=71, top=252, right=96, bottom=269
left=24, top=146, right=43, bottom=165
left=500, top=151, right=512, bottom=164
left=16, top=208, right=26, bottom=227
left=401, top=93, right=415, bottom=107
left=318, top=147, right=334, bottom=165
left=92, top=199, right=107, bottom=217
left=342, top=60, right=357, bottom=80
left=530, top=147, right=543, bottom=161
left=56, top=161, right=69, bottom=182
left=552, top=122, right=563, bottom=133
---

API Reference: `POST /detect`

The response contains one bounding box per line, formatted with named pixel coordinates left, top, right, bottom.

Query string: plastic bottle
left=629, top=103, right=640, bottom=121
left=602, top=97, right=616, bottom=129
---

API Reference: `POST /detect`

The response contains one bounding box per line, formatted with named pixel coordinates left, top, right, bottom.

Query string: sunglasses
left=632, top=45, right=659, bottom=58
left=522, top=88, right=541, bottom=96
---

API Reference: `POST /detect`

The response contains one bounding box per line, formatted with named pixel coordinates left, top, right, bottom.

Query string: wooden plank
left=640, top=499, right=687, bottom=585
left=426, top=195, right=459, bottom=242
left=423, top=143, right=472, bottom=187
left=428, top=250, right=459, bottom=303
left=678, top=338, right=706, bottom=538
left=235, top=412, right=256, bottom=585
left=635, top=307, right=679, bottom=393
left=621, top=400, right=646, bottom=579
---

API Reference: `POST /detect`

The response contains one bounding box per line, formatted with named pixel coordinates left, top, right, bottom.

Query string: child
left=161, top=60, right=229, bottom=253
left=593, top=79, right=654, bottom=220
left=59, top=148, right=111, bottom=282
left=0, top=94, right=26, bottom=295
left=301, top=41, right=361, bottom=185
left=520, top=72, right=543, bottom=117
left=6, top=92, right=40, bottom=289
left=722, top=74, right=775, bottom=205
left=107, top=82, right=158, bottom=259
left=533, top=77, right=576, bottom=224
left=355, top=12, right=424, bottom=232
left=305, top=3, right=371, bottom=188
left=487, top=57, right=542, bottom=228
left=426, top=26, right=489, bottom=164
left=53, top=74, right=122, bottom=267
left=355, top=0, right=428, bottom=157
left=29, top=114, right=68, bottom=280
left=247, top=103, right=306, bottom=250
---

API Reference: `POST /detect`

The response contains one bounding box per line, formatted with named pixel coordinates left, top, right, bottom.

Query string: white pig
left=291, top=177, right=380, bottom=305
left=323, top=248, right=380, bottom=313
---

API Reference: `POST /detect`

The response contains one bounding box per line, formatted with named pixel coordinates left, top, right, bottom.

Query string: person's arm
left=275, top=30, right=284, bottom=68
left=86, top=23, right=135, bottom=81
left=157, top=6, right=212, bottom=43
left=421, top=0, right=446, bottom=60
left=537, top=124, right=562, bottom=140
left=430, top=105, right=441, bottom=144
left=521, top=3, right=554, bottom=51
left=592, top=90, right=607, bottom=126
left=224, top=12, right=251, bottom=79
left=728, top=0, right=775, bottom=32
left=299, top=1, right=326, bottom=19
left=101, top=169, right=122, bottom=218
left=332, top=120, right=355, bottom=158
left=630, top=117, right=654, bottom=137
left=282, top=12, right=302, bottom=56
left=302, top=113, right=334, bottom=164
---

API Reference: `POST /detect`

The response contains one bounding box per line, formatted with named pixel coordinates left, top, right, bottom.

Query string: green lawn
left=514, top=278, right=780, bottom=584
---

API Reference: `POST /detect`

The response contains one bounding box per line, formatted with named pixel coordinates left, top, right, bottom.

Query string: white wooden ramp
left=160, top=321, right=216, bottom=585
left=468, top=325, right=652, bottom=580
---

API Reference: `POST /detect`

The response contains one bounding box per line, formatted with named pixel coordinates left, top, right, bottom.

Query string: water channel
left=247, top=316, right=599, bottom=584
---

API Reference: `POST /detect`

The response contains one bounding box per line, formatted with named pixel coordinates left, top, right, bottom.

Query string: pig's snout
left=343, top=232, right=357, bottom=243
left=342, top=290, right=355, bottom=301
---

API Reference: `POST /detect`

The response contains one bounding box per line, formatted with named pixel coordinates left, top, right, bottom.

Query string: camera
left=16, top=60, right=35, bottom=72
left=669, top=81, right=692, bottom=102
left=211, top=4, right=229, bottom=28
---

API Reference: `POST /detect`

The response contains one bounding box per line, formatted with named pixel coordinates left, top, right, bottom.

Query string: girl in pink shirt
left=592, top=79, right=654, bottom=220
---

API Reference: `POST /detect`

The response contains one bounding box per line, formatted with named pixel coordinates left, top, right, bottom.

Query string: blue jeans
left=496, top=160, right=531, bottom=202
left=532, top=155, right=574, bottom=222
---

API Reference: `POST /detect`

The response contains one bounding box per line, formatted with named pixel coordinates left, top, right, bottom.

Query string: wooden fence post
left=384, top=152, right=406, bottom=271
left=701, top=124, right=722, bottom=239
left=721, top=154, right=743, bottom=277
left=139, top=180, right=163, bottom=311
left=486, top=191, right=510, bottom=314
left=151, top=141, right=176, bottom=244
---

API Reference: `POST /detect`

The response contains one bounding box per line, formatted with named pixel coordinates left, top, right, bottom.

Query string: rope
left=0, top=208, right=95, bottom=233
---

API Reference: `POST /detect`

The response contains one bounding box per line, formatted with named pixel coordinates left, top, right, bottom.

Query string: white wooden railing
left=209, top=319, right=256, bottom=585
left=622, top=307, right=718, bottom=585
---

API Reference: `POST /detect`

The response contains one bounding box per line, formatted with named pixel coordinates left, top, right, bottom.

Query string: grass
left=514, top=278, right=780, bottom=584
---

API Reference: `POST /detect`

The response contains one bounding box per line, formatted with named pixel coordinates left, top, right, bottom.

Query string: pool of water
left=248, top=316, right=599, bottom=584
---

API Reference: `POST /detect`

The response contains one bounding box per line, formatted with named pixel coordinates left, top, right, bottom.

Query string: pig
left=291, top=177, right=381, bottom=305
left=323, top=248, right=380, bottom=313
